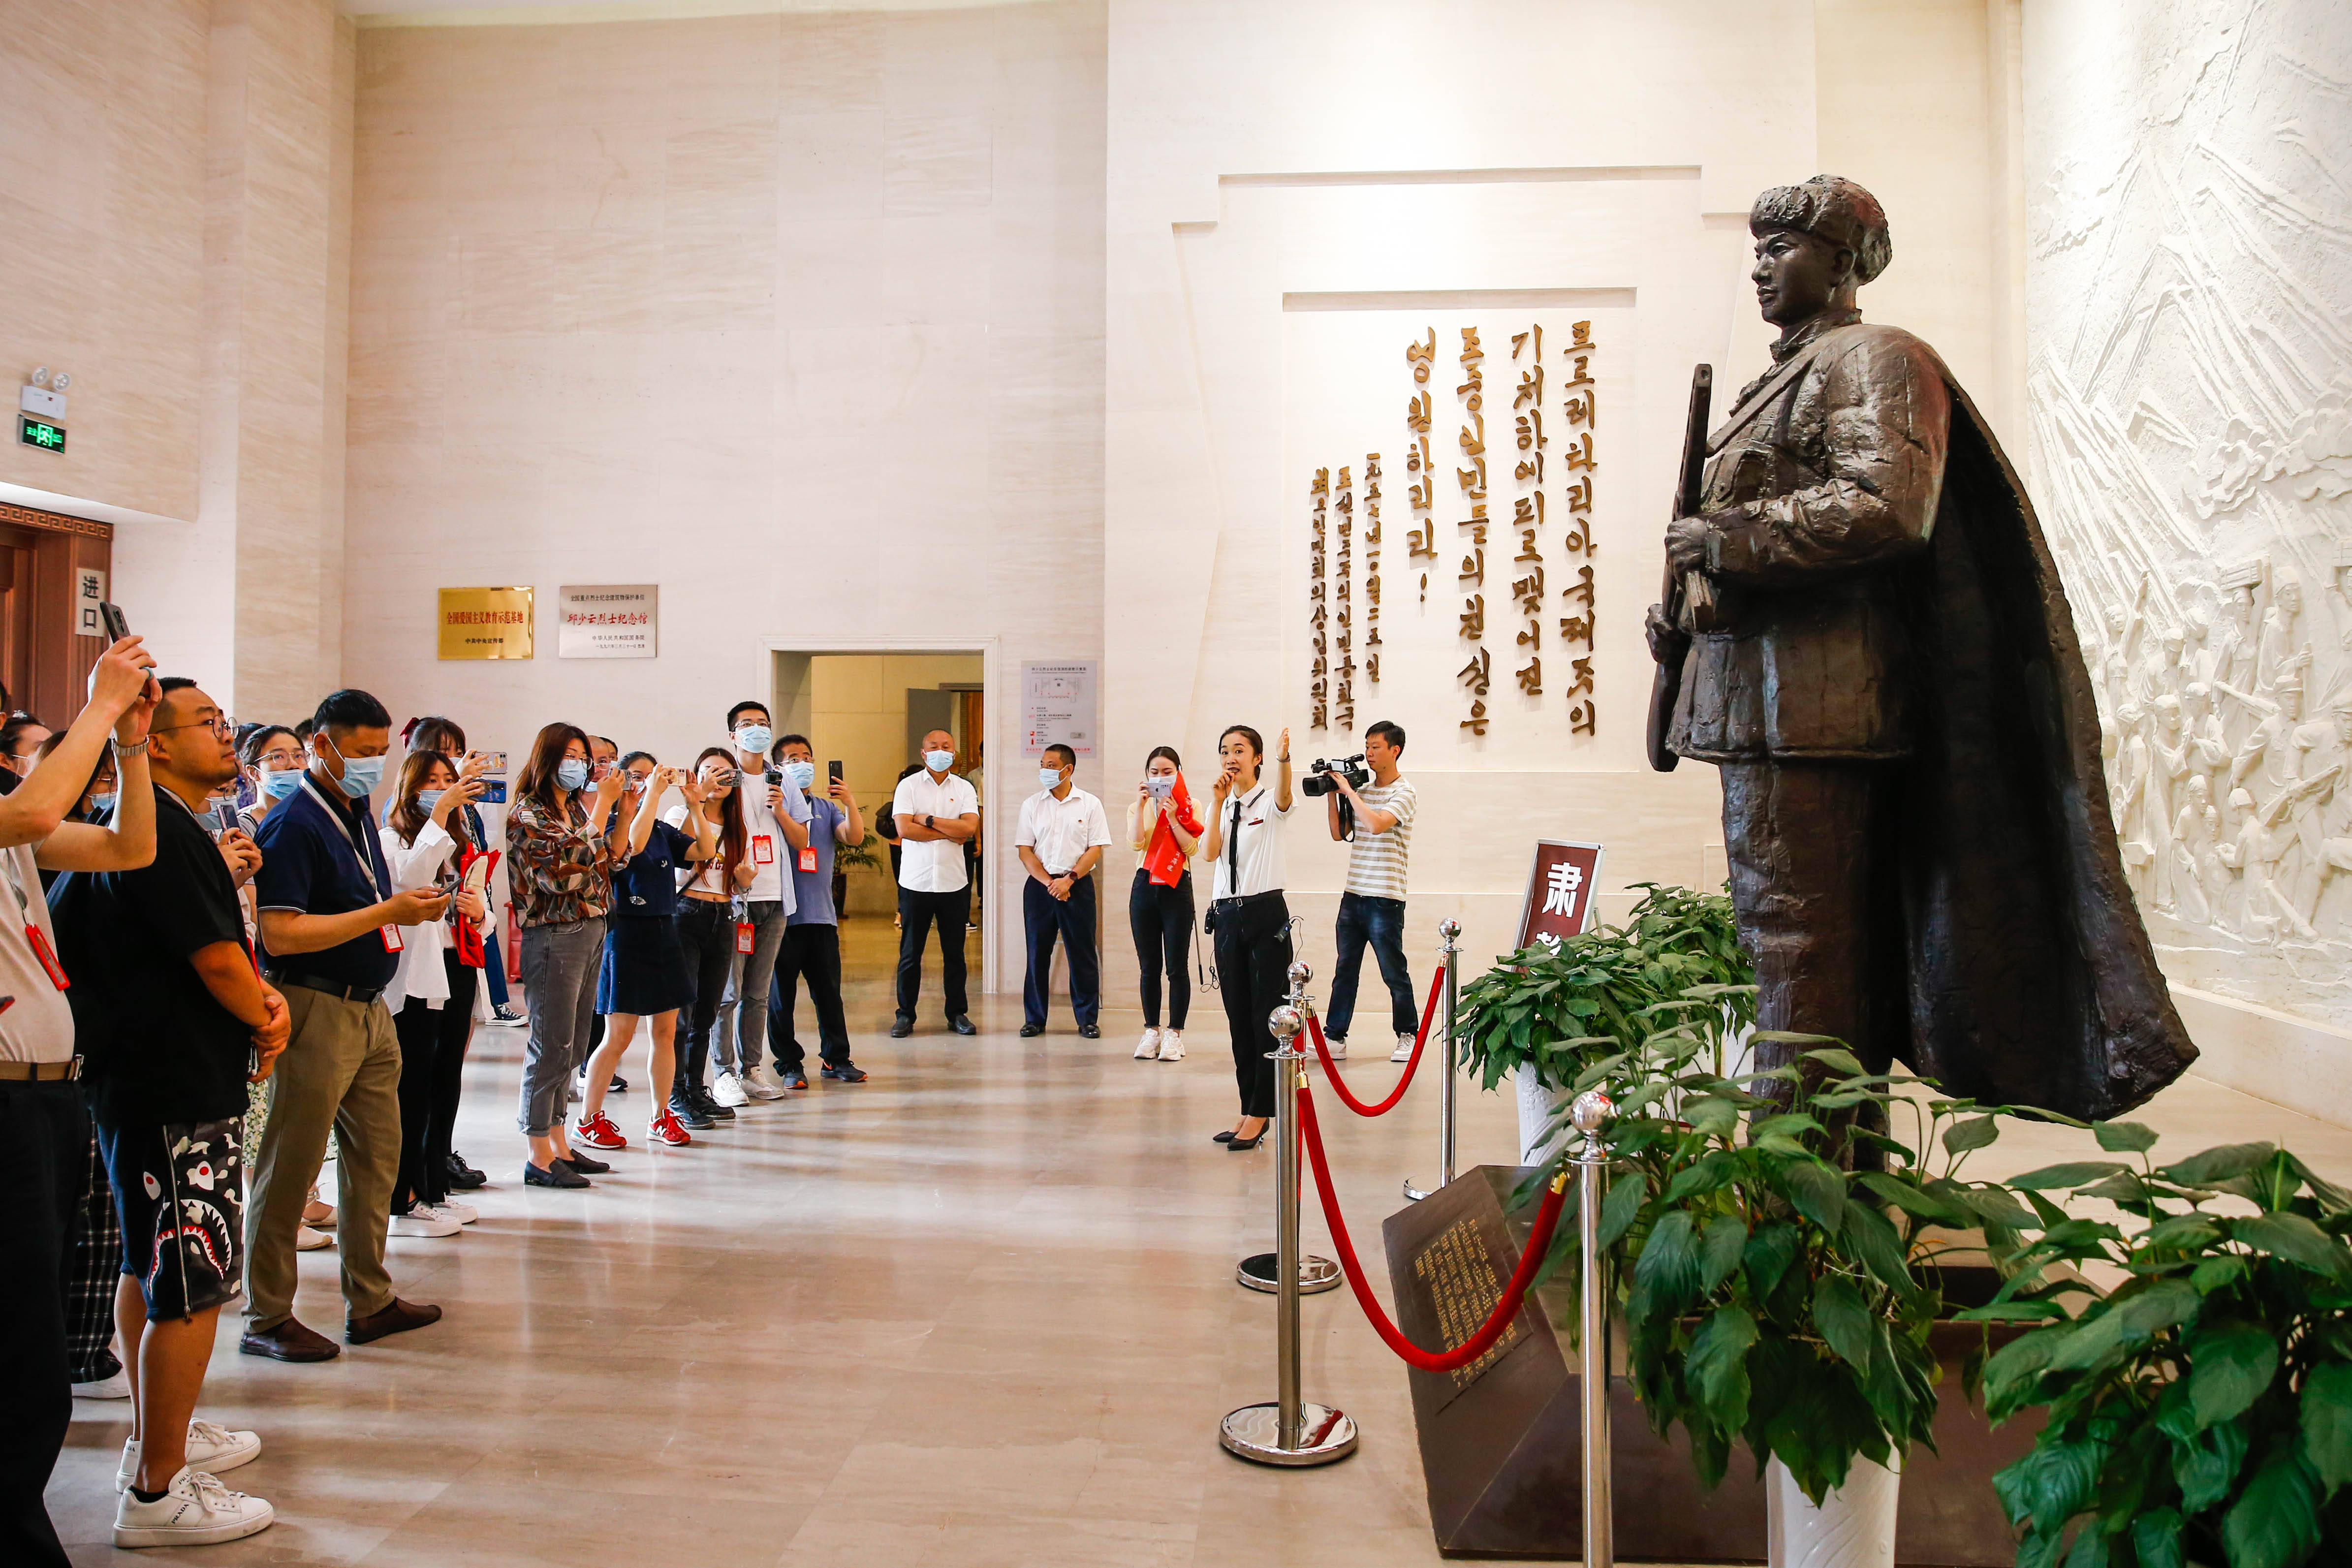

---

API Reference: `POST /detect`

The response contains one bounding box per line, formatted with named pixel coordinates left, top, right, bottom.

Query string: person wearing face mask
left=1014, top=744, right=1113, bottom=1040
left=505, top=724, right=628, bottom=1189
left=0, top=712, right=55, bottom=785
left=712, top=702, right=809, bottom=1100
left=658, top=749, right=756, bottom=1114
left=378, top=751, right=490, bottom=1238
left=243, top=690, right=452, bottom=1363
left=405, top=716, right=523, bottom=1034
left=890, top=731, right=980, bottom=1038
left=765, top=735, right=867, bottom=1090
left=1126, top=746, right=1199, bottom=1062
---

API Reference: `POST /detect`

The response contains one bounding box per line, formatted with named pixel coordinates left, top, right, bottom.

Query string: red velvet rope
left=1306, top=966, right=1447, bottom=1117
left=1295, top=1080, right=1568, bottom=1373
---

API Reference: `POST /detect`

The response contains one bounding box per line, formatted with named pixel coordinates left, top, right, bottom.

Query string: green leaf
left=1840, top=1202, right=1913, bottom=1290
left=1685, top=1096, right=1740, bottom=1139
left=1785, top=1159, right=1847, bottom=1233
left=2140, top=1215, right=2225, bottom=1255
left=1944, top=1115, right=2001, bottom=1155
left=2094, top=1120, right=2160, bottom=1154
left=1993, top=1435, right=2106, bottom=1530
left=2158, top=1141, right=2278, bottom=1188
left=1688, top=1305, right=1757, bottom=1429
left=2048, top=1280, right=2200, bottom=1374
left=1698, top=1214, right=1748, bottom=1293
left=2129, top=1510, right=2184, bottom=1568
left=1634, top=1210, right=1701, bottom=1309
left=2172, top=1415, right=2249, bottom=1512
left=1597, top=1171, right=1645, bottom=1251
left=1744, top=1223, right=1801, bottom=1298
left=2061, top=1523, right=2106, bottom=1568
left=1800, top=1046, right=1867, bottom=1076
left=1857, top=1172, right=1968, bottom=1225
left=2186, top=1321, right=2279, bottom=1430
left=2300, top=1361, right=2352, bottom=1490
left=2231, top=1212, right=2352, bottom=1280
left=2006, top=1161, right=2130, bottom=1191
left=2222, top=1451, right=2321, bottom=1568
left=2193, top=1255, right=2248, bottom=1294
left=1813, top=1275, right=1875, bottom=1369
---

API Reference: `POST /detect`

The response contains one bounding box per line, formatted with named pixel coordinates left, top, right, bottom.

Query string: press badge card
left=753, top=834, right=774, bottom=866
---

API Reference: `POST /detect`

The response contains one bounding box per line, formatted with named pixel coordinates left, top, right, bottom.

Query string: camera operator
left=1318, top=721, right=1418, bottom=1063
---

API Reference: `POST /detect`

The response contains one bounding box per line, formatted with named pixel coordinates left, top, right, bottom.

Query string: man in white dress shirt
left=1014, top=744, right=1113, bottom=1039
left=890, top=730, right=979, bottom=1038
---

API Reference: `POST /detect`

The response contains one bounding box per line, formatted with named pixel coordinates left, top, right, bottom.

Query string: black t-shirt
left=50, top=786, right=254, bottom=1127
left=611, top=818, right=693, bottom=919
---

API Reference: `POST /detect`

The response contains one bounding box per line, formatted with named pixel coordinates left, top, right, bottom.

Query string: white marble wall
left=2025, top=0, right=2352, bottom=1032
left=343, top=3, right=1106, bottom=989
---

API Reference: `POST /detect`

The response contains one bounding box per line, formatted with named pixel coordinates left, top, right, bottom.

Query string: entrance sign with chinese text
left=438, top=586, right=535, bottom=660
left=558, top=584, right=658, bottom=659
left=1515, top=839, right=1605, bottom=950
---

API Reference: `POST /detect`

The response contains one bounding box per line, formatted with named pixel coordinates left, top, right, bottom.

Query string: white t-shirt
left=1014, top=786, right=1113, bottom=877
left=1343, top=776, right=1417, bottom=901
left=894, top=770, right=979, bottom=893
left=0, top=843, right=74, bottom=1063
left=661, top=803, right=732, bottom=897
left=733, top=757, right=811, bottom=911
left=1208, top=783, right=1292, bottom=901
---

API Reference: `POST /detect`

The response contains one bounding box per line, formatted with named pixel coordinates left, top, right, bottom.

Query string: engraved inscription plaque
left=1411, top=1216, right=1523, bottom=1395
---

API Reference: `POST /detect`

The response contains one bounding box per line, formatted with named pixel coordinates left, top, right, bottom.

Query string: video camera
left=1299, top=754, right=1369, bottom=798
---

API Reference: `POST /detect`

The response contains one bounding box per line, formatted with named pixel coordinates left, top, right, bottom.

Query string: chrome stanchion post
left=1238, top=961, right=1338, bottom=1295
left=1572, top=1089, right=1617, bottom=1568
left=1405, top=918, right=1463, bottom=1202
left=1220, top=1000, right=1358, bottom=1467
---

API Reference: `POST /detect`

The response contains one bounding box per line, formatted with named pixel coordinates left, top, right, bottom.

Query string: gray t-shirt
left=0, top=843, right=76, bottom=1063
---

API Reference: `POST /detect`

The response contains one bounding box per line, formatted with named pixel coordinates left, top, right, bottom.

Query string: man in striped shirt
left=1321, top=721, right=1419, bottom=1063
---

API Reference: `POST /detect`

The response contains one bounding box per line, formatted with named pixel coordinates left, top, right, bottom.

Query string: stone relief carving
left=2027, top=0, right=2352, bottom=1025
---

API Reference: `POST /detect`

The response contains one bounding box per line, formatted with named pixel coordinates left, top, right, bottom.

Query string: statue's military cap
left=1749, top=175, right=1892, bottom=284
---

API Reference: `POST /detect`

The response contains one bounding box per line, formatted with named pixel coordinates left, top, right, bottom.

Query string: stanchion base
left=1236, top=1252, right=1341, bottom=1293
left=1219, top=1401, right=1358, bottom=1467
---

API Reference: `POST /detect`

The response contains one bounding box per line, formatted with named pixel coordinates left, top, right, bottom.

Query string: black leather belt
left=268, top=972, right=386, bottom=1004
left=1210, top=890, right=1284, bottom=912
left=0, top=1058, right=80, bottom=1081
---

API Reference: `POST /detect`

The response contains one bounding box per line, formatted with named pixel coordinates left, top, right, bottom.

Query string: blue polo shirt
left=252, top=777, right=400, bottom=991
left=787, top=797, right=846, bottom=927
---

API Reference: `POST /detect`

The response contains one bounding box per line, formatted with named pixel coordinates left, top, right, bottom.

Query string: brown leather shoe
left=345, top=1296, right=443, bottom=1345
left=240, top=1316, right=341, bottom=1362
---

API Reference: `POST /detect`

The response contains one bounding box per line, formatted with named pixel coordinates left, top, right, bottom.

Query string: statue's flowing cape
left=1886, top=350, right=2196, bottom=1119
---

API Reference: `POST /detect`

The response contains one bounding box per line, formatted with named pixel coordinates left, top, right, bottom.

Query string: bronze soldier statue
left=1645, top=174, right=2196, bottom=1121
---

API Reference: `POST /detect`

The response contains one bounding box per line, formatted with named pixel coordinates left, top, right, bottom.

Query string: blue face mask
left=734, top=724, right=773, bottom=756
left=1039, top=768, right=1065, bottom=791
left=417, top=789, right=446, bottom=814
left=782, top=760, right=816, bottom=791
left=336, top=754, right=384, bottom=800
left=89, top=793, right=117, bottom=816
left=556, top=759, right=591, bottom=792
left=924, top=749, right=955, bottom=773
left=258, top=769, right=302, bottom=801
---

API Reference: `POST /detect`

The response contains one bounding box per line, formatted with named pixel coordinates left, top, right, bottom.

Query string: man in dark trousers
left=1646, top=174, right=2195, bottom=1124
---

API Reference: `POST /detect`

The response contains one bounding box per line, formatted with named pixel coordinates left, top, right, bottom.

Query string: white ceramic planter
left=1766, top=1453, right=1901, bottom=1568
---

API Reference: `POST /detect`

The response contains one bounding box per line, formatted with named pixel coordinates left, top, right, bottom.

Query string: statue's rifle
left=1644, top=363, right=1714, bottom=773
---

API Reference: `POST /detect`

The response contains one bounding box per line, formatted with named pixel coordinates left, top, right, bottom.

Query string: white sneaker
left=294, top=1224, right=333, bottom=1251
left=1156, top=1029, right=1184, bottom=1062
left=74, top=1369, right=131, bottom=1399
left=1392, top=1032, right=1416, bottom=1064
left=1133, top=1027, right=1161, bottom=1060
left=742, top=1064, right=786, bottom=1100
left=389, top=1205, right=461, bottom=1238
left=1324, top=1036, right=1348, bottom=1060
left=436, top=1198, right=479, bottom=1224
left=712, top=1070, right=751, bottom=1107
left=118, top=1421, right=261, bottom=1493
left=114, top=1467, right=273, bottom=1548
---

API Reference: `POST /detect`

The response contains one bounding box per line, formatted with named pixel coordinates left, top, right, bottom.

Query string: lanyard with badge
left=300, top=777, right=404, bottom=952
left=796, top=780, right=820, bottom=874
left=1, top=845, right=69, bottom=990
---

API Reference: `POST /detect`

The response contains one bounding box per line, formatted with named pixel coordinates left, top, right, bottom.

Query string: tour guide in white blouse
left=1014, top=744, right=1114, bottom=1039
left=1198, top=723, right=1294, bottom=1152
left=889, top=729, right=980, bottom=1038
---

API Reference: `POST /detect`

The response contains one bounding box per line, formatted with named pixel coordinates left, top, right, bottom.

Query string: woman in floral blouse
left=506, top=723, right=627, bottom=1189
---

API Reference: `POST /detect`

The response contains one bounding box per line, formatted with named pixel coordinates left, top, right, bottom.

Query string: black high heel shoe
left=1226, top=1123, right=1268, bottom=1151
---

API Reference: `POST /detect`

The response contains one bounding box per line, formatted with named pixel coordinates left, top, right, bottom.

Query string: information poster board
left=559, top=584, right=658, bottom=659
left=1514, top=839, right=1605, bottom=950
left=438, top=587, right=535, bottom=660
left=1020, top=660, right=1097, bottom=757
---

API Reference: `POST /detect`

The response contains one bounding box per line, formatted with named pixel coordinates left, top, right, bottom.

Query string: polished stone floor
left=48, top=918, right=2345, bottom=1565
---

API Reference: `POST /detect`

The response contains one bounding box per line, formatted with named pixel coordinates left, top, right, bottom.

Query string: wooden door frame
left=0, top=501, right=113, bottom=729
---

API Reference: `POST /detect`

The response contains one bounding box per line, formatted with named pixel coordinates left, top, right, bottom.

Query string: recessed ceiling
left=343, top=0, right=1016, bottom=24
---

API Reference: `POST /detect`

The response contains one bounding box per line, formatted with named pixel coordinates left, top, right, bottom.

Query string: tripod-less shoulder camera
left=1299, top=754, right=1369, bottom=797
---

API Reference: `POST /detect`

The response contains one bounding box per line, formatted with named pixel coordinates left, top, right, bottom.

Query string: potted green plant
left=1556, top=1012, right=2041, bottom=1567
left=1967, top=1129, right=2352, bottom=1566
left=832, top=829, right=884, bottom=916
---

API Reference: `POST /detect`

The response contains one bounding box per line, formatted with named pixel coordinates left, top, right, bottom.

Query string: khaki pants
left=243, top=985, right=402, bottom=1330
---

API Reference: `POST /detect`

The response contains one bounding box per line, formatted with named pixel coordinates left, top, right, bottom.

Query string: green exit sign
left=19, top=415, right=65, bottom=452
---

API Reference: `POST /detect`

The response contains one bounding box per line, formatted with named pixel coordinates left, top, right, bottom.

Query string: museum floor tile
left=46, top=917, right=2347, bottom=1566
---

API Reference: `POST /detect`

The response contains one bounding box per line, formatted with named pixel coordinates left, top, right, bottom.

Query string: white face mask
left=1039, top=767, right=1065, bottom=791
left=924, top=749, right=955, bottom=773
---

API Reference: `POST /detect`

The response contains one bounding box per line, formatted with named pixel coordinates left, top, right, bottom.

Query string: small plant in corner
left=1965, top=1128, right=2352, bottom=1567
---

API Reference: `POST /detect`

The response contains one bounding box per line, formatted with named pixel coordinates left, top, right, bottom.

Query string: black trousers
left=1211, top=892, right=1292, bottom=1119
left=1022, top=875, right=1100, bottom=1028
left=675, top=899, right=737, bottom=1097
left=394, top=955, right=478, bottom=1208
left=0, top=1077, right=86, bottom=1568
left=771, top=921, right=851, bottom=1069
left=1129, top=869, right=1193, bottom=1030
left=896, top=886, right=970, bottom=1021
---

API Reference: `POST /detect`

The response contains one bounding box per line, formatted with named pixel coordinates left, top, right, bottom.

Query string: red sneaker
left=649, top=1111, right=692, bottom=1147
left=576, top=1110, right=627, bottom=1150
